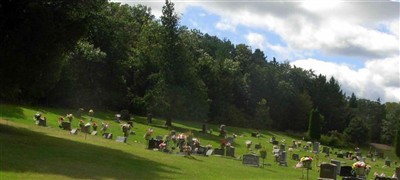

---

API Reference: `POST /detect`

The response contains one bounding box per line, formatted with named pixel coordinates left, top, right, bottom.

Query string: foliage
left=344, top=117, right=369, bottom=145
left=308, top=109, right=323, bottom=141
left=396, top=129, right=400, bottom=157
left=320, top=131, right=347, bottom=148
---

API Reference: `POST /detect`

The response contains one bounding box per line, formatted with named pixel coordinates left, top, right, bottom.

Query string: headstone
left=385, top=160, right=390, bottom=167
left=279, top=151, right=287, bottom=166
left=251, top=132, right=258, bottom=137
left=292, top=153, right=300, bottom=161
left=331, top=159, right=341, bottom=175
left=242, top=154, right=260, bottom=167
left=206, top=149, right=213, bottom=156
left=280, top=144, right=285, bottom=152
left=313, top=142, right=320, bottom=153
left=61, top=121, right=71, bottom=130
left=356, top=152, right=362, bottom=157
left=148, top=139, right=157, bottom=149
left=70, top=128, right=78, bottom=135
left=255, top=144, right=262, bottom=150
left=202, top=124, right=207, bottom=133
left=81, top=126, right=89, bottom=133
left=339, top=166, right=355, bottom=177
left=116, top=136, right=127, bottom=143
left=319, top=163, right=337, bottom=180
left=337, top=154, right=344, bottom=158
left=213, top=148, right=225, bottom=156
left=292, top=141, right=297, bottom=149
left=38, top=119, right=46, bottom=127
left=197, top=146, right=207, bottom=155
left=102, top=133, right=113, bottom=139
left=226, top=146, right=235, bottom=157
left=323, top=147, right=330, bottom=154
left=91, top=131, right=97, bottom=135
left=147, top=113, right=152, bottom=124
left=272, top=140, right=279, bottom=145
left=226, top=137, right=234, bottom=144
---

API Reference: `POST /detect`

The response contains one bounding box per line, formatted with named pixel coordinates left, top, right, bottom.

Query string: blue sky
left=115, top=0, right=399, bottom=103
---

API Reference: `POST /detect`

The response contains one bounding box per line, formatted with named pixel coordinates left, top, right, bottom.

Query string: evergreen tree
left=308, top=109, right=322, bottom=141
left=395, top=129, right=400, bottom=157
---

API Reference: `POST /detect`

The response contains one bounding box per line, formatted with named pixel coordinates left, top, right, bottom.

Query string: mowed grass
left=0, top=104, right=398, bottom=179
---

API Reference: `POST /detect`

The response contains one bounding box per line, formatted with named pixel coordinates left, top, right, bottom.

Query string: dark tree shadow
left=0, top=124, right=181, bottom=179
left=0, top=104, right=24, bottom=119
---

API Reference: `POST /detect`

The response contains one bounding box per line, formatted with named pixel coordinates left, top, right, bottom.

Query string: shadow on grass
left=0, top=124, right=181, bottom=179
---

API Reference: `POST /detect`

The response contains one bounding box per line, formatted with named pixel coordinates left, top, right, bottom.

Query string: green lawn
left=0, top=104, right=398, bottom=179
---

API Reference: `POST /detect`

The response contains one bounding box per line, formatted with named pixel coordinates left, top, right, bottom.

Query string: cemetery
left=0, top=103, right=399, bottom=179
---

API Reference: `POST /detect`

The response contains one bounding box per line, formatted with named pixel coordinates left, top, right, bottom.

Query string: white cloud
left=291, top=57, right=400, bottom=102
left=215, top=19, right=236, bottom=32
left=245, top=32, right=265, bottom=50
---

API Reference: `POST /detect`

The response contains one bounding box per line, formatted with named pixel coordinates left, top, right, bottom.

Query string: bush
left=320, top=131, right=347, bottom=148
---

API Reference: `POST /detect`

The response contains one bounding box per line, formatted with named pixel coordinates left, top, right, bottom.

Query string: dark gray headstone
left=272, top=140, right=279, bottom=145
left=242, top=154, right=259, bottom=167
left=251, top=132, right=258, bottom=137
left=331, top=159, right=341, bottom=175
left=279, top=151, right=287, bottom=166
left=116, top=136, right=127, bottom=143
left=385, top=160, right=390, bottom=167
left=337, top=154, right=344, bottom=158
left=255, top=144, right=262, bottom=150
left=323, top=146, right=330, bottom=154
left=292, top=153, right=300, bottom=161
left=61, top=122, right=71, bottom=130
left=148, top=139, right=157, bottom=149
left=356, top=152, right=362, bottom=157
left=197, top=146, right=207, bottom=155
left=226, top=146, right=235, bottom=157
left=81, top=126, right=90, bottom=133
left=226, top=137, right=234, bottom=144
left=280, top=144, right=285, bottom=151
left=319, top=163, right=337, bottom=180
left=38, top=119, right=46, bottom=127
left=339, top=166, right=354, bottom=177
left=70, top=128, right=78, bottom=135
left=313, top=142, right=320, bottom=153
left=213, top=148, right=225, bottom=156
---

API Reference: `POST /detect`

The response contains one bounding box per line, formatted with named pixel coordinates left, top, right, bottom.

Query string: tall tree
left=308, top=109, right=323, bottom=141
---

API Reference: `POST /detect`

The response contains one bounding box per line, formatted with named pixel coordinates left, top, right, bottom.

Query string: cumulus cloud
left=291, top=57, right=400, bottom=102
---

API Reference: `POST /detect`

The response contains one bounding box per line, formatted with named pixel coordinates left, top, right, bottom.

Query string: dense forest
left=1, top=0, right=399, bottom=146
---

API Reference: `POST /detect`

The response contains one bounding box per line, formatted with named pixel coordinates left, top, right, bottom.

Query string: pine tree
left=395, top=129, right=400, bottom=157
left=308, top=109, right=322, bottom=141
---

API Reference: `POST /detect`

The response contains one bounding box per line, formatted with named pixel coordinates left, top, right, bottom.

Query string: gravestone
left=251, top=132, right=258, bottom=137
left=255, top=144, right=262, bottom=150
left=292, top=153, right=300, bottom=161
left=202, top=124, right=207, bottom=133
left=272, top=140, right=279, bottom=145
left=280, top=144, right=285, bottom=152
left=91, top=131, right=97, bottom=135
left=81, top=126, right=90, bottom=133
left=242, top=154, right=259, bottom=167
left=213, top=148, right=225, bottom=156
left=323, top=147, right=330, bottom=154
left=148, top=139, right=157, bottom=149
left=339, top=166, right=355, bottom=177
left=38, top=119, right=46, bottom=127
left=155, top=135, right=163, bottom=141
left=331, top=159, right=341, bottom=175
left=356, top=152, right=362, bottom=157
left=61, top=121, right=71, bottom=130
left=206, top=149, right=214, bottom=156
left=197, top=146, right=207, bottom=155
left=102, top=133, right=113, bottom=139
left=226, top=137, right=234, bottom=144
left=279, top=151, right=287, bottom=166
left=313, top=142, right=320, bottom=153
left=319, top=163, right=337, bottom=180
left=292, top=141, right=297, bottom=149
left=385, top=160, right=390, bottom=167
left=70, top=128, right=78, bottom=135
left=337, top=153, right=344, bottom=158
left=226, top=146, right=235, bottom=157
left=127, top=121, right=133, bottom=127
left=270, top=136, right=276, bottom=143
left=116, top=136, right=127, bottom=143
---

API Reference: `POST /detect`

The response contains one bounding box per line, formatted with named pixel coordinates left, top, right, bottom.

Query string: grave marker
left=197, top=146, right=207, bottom=156
left=337, top=154, right=344, bottom=158
left=313, top=142, right=320, bottom=153
left=279, top=151, right=287, bottom=166
left=385, top=160, right=390, bottom=167
left=206, top=149, right=214, bottom=156
left=242, top=154, right=259, bottom=167
left=323, top=146, right=330, bottom=154
left=213, top=148, right=225, bottom=156
left=226, top=146, right=235, bottom=157
left=339, top=166, right=354, bottom=177
left=280, top=144, right=285, bottom=152
left=91, top=131, right=97, bottom=135
left=38, top=119, right=46, bottom=127
left=61, top=122, right=71, bottom=130
left=255, top=143, right=262, bottom=150
left=226, top=137, right=234, bottom=144
left=102, top=133, right=113, bottom=139
left=70, top=128, right=78, bottom=135
left=319, top=163, right=337, bottom=180
left=116, top=136, right=127, bottom=143
left=272, top=140, right=279, bottom=145
left=330, top=159, right=341, bottom=175
left=292, top=154, right=300, bottom=161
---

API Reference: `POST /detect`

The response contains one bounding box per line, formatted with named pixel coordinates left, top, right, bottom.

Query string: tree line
left=1, top=0, right=399, bottom=147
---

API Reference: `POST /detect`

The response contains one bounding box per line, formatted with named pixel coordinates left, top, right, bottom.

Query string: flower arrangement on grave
left=352, top=161, right=366, bottom=176
left=66, top=114, right=73, bottom=122
left=245, top=140, right=252, bottom=149
left=159, top=142, right=167, bottom=150
left=192, top=138, right=200, bottom=147
left=300, top=156, right=313, bottom=169
left=206, top=144, right=213, bottom=150
left=182, top=144, right=192, bottom=155
left=101, top=122, right=109, bottom=133
left=144, top=128, right=154, bottom=140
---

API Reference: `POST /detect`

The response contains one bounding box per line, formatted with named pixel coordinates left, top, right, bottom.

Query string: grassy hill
left=0, top=104, right=398, bottom=179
